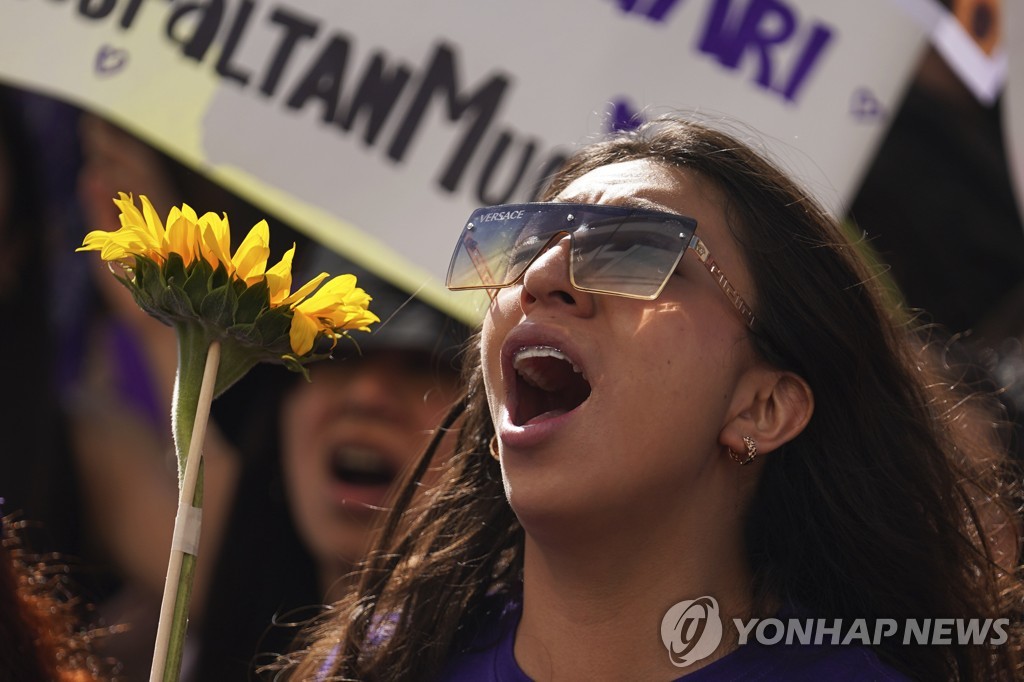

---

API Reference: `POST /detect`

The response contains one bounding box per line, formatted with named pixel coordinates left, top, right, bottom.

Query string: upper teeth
left=512, top=346, right=584, bottom=390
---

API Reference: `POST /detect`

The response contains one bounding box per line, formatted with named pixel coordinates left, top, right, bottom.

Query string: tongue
left=515, top=355, right=592, bottom=426
left=524, top=408, right=569, bottom=426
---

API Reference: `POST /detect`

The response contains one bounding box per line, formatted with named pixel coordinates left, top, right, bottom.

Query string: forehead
left=554, top=159, right=718, bottom=216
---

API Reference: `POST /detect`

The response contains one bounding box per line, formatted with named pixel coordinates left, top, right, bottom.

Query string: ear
left=719, top=366, right=814, bottom=458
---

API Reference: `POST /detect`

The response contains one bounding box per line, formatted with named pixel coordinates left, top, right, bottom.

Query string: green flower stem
left=172, top=323, right=211, bottom=483
left=150, top=331, right=222, bottom=682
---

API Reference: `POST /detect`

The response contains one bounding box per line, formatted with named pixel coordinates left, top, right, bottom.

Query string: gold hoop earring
left=489, top=435, right=500, bottom=461
left=728, top=436, right=758, bottom=465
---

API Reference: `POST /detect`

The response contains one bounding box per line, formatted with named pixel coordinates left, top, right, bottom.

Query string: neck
left=514, top=482, right=755, bottom=680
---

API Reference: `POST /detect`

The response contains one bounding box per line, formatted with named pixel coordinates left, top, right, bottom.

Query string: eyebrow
left=555, top=196, right=683, bottom=217
left=621, top=198, right=680, bottom=215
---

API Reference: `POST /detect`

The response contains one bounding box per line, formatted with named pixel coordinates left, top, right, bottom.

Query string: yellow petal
left=294, top=275, right=378, bottom=332
left=344, top=307, right=380, bottom=331
left=231, top=219, right=270, bottom=284
left=281, top=272, right=330, bottom=307
left=106, top=193, right=165, bottom=257
left=288, top=310, right=321, bottom=356
left=95, top=241, right=129, bottom=261
left=265, top=244, right=295, bottom=305
left=138, top=194, right=167, bottom=251
left=197, top=212, right=231, bottom=270
left=179, top=202, right=199, bottom=224
left=77, top=229, right=114, bottom=252
left=165, top=212, right=197, bottom=265
left=294, top=274, right=358, bottom=315
left=98, top=232, right=145, bottom=261
left=113, top=192, right=145, bottom=229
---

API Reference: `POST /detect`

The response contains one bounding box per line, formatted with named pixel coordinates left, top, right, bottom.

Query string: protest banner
left=0, top=0, right=935, bottom=321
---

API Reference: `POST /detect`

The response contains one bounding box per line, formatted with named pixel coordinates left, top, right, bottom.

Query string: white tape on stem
left=171, top=504, right=203, bottom=556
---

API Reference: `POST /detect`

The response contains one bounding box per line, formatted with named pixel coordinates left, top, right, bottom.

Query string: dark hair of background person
left=194, top=273, right=470, bottom=682
left=191, top=361, right=321, bottom=682
left=283, top=116, right=1023, bottom=682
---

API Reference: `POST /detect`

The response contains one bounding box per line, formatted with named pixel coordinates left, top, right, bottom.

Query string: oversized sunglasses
left=445, top=202, right=756, bottom=328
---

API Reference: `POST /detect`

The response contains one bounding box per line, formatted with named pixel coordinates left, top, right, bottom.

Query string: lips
left=510, top=345, right=592, bottom=426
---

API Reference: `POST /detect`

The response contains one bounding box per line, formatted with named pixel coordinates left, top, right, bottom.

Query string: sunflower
left=78, top=192, right=379, bottom=369
left=77, top=192, right=382, bottom=682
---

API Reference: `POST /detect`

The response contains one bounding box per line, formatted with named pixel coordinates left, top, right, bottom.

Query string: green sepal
left=224, top=322, right=261, bottom=347
left=280, top=354, right=312, bottom=381
left=235, top=278, right=269, bottom=324
left=133, top=255, right=159, bottom=288
left=128, top=257, right=159, bottom=308
left=123, top=275, right=156, bottom=314
left=252, top=308, right=291, bottom=350
left=208, top=262, right=230, bottom=290
left=200, top=283, right=238, bottom=330
left=163, top=252, right=188, bottom=288
left=159, top=281, right=197, bottom=320
left=183, top=259, right=214, bottom=312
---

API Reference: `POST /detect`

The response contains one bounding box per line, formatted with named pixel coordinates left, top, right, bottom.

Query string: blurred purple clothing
left=437, top=599, right=911, bottom=682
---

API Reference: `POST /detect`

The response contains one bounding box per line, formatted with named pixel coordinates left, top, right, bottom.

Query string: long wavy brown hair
left=278, top=117, right=1023, bottom=681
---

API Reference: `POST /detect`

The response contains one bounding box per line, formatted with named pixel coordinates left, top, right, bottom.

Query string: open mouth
left=511, top=346, right=592, bottom=426
left=329, top=447, right=397, bottom=488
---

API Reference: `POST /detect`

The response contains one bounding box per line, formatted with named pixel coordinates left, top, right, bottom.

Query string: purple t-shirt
left=437, top=599, right=911, bottom=682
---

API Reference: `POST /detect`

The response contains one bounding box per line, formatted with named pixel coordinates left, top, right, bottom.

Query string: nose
left=518, top=235, right=596, bottom=317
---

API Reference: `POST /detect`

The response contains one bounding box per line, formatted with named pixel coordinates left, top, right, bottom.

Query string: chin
left=503, top=478, right=589, bottom=541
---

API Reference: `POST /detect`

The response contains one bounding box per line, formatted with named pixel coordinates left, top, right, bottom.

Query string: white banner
left=0, top=0, right=932, bottom=322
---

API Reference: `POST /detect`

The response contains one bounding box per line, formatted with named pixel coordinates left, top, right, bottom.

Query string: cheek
left=621, top=319, right=723, bottom=407
left=281, top=392, right=328, bottom=468
left=480, top=318, right=505, bottom=414
left=280, top=439, right=312, bottom=507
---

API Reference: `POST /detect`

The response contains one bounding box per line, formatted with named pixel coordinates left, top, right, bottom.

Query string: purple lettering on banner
left=609, top=98, right=645, bottom=132
left=701, top=0, right=797, bottom=89
left=613, top=0, right=685, bottom=23
left=850, top=88, right=886, bottom=122
left=698, top=0, right=833, bottom=103
left=95, top=44, right=129, bottom=75
left=780, top=22, right=832, bottom=100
